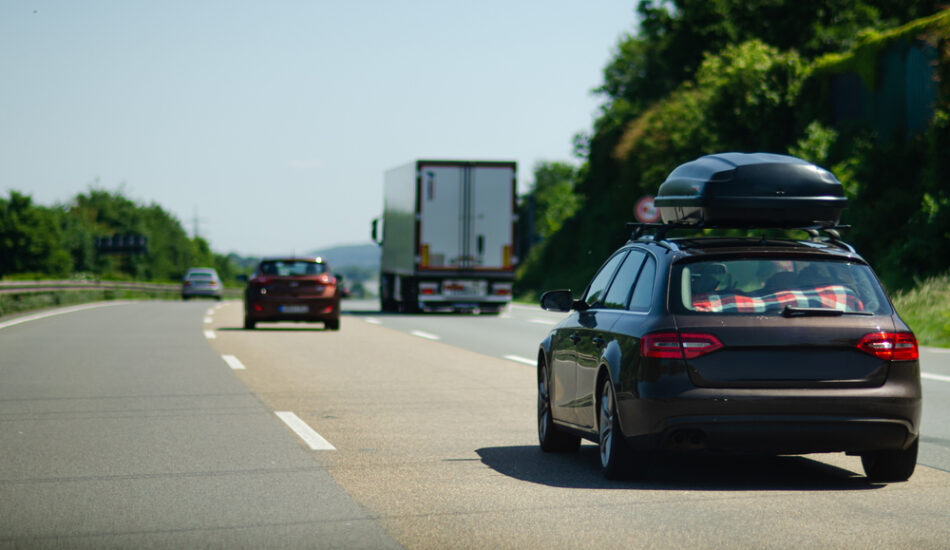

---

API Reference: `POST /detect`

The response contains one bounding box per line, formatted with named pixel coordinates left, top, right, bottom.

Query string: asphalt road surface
left=2, top=299, right=950, bottom=549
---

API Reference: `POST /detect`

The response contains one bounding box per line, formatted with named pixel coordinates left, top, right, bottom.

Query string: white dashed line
left=205, top=308, right=215, bottom=315
left=204, top=330, right=216, bottom=339
left=504, top=355, right=536, bottom=366
left=0, top=302, right=131, bottom=331
left=275, top=411, right=336, bottom=450
left=529, top=318, right=558, bottom=326
left=922, top=372, right=950, bottom=383
left=203, top=317, right=213, bottom=324
left=221, top=354, right=246, bottom=370
left=411, top=330, right=440, bottom=341
left=365, top=317, right=382, bottom=325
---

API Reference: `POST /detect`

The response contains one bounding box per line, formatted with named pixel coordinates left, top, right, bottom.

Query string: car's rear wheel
left=599, top=378, right=633, bottom=480
left=325, top=319, right=340, bottom=331
left=538, top=363, right=580, bottom=452
left=861, top=437, right=918, bottom=482
left=243, top=317, right=255, bottom=330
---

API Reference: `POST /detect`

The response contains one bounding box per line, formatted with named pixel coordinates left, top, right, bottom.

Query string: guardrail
left=0, top=280, right=242, bottom=297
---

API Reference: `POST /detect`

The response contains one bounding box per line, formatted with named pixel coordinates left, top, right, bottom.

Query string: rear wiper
left=782, top=306, right=873, bottom=317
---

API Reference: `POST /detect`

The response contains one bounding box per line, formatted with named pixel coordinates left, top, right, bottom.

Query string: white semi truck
left=371, top=160, right=518, bottom=313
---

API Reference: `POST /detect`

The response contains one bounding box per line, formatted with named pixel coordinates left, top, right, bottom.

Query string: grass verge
left=891, top=272, right=950, bottom=348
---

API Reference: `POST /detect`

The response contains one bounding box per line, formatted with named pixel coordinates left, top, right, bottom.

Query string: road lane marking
left=504, top=355, right=536, bottom=366
left=0, top=301, right=131, bottom=331
left=204, top=330, right=216, bottom=339
left=205, top=308, right=215, bottom=315
left=411, top=330, right=440, bottom=341
left=203, top=317, right=213, bottom=324
left=365, top=317, right=382, bottom=325
left=923, top=372, right=950, bottom=383
left=222, top=354, right=246, bottom=370
left=529, top=318, right=558, bottom=325
left=275, top=411, right=336, bottom=451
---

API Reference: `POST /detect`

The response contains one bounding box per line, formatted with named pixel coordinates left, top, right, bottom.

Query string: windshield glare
left=671, top=258, right=891, bottom=315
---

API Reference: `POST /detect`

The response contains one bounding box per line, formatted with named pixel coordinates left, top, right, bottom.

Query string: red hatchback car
left=243, top=258, right=341, bottom=330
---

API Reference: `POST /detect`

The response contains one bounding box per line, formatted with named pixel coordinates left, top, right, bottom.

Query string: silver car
left=182, top=267, right=223, bottom=300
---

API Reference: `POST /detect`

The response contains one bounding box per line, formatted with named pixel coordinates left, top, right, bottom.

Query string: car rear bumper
left=617, top=389, right=921, bottom=454
left=183, top=287, right=222, bottom=297
left=639, top=415, right=916, bottom=454
left=244, top=297, right=339, bottom=322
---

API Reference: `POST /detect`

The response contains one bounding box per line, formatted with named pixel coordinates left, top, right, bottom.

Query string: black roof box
left=654, top=153, right=847, bottom=227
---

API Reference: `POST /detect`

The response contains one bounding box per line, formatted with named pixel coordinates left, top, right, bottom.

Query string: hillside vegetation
left=518, top=3, right=950, bottom=298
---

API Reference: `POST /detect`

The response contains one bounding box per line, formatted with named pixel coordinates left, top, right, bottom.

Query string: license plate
left=280, top=305, right=309, bottom=313
left=443, top=280, right=487, bottom=297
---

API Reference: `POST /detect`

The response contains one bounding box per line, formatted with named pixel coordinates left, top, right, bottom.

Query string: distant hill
left=309, top=243, right=380, bottom=271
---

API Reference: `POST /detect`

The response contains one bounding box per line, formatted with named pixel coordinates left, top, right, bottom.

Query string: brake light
left=641, top=332, right=723, bottom=359
left=856, top=332, right=918, bottom=361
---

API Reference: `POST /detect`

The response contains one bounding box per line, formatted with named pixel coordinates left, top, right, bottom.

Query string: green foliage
left=892, top=271, right=950, bottom=347
left=0, top=192, right=71, bottom=277
left=0, top=186, right=239, bottom=285
left=518, top=3, right=949, bottom=301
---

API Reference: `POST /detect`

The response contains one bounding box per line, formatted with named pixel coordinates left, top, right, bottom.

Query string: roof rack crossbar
left=626, top=222, right=854, bottom=251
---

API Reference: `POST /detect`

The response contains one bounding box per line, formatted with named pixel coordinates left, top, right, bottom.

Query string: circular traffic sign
left=634, top=195, right=660, bottom=223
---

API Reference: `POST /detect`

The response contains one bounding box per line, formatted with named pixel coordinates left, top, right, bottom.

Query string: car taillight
left=641, top=331, right=723, bottom=359
left=856, top=332, right=918, bottom=361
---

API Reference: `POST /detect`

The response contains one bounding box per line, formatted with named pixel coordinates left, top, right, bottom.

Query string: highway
left=2, top=299, right=950, bottom=549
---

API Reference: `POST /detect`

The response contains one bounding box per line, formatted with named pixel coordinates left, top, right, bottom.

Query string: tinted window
left=584, top=251, right=628, bottom=308
left=670, top=258, right=891, bottom=315
left=603, top=250, right=646, bottom=309
left=259, top=260, right=328, bottom=276
left=630, top=255, right=656, bottom=311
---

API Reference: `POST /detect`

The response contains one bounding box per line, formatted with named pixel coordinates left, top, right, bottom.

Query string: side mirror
left=371, top=218, right=381, bottom=245
left=540, top=289, right=574, bottom=312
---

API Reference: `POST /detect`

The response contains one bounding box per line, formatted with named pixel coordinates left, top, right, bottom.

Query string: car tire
left=538, top=363, right=580, bottom=453
left=244, top=318, right=256, bottom=330
left=325, top=319, right=340, bottom=331
left=861, top=437, right=918, bottom=482
left=598, top=378, right=634, bottom=480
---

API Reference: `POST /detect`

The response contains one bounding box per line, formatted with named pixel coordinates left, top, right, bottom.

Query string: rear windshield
left=258, top=260, right=327, bottom=276
left=670, top=258, right=891, bottom=315
left=185, top=271, right=215, bottom=279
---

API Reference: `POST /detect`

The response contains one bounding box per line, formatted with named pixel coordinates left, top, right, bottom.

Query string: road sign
left=634, top=196, right=660, bottom=223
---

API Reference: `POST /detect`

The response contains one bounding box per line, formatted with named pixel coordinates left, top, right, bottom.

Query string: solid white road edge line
left=365, top=317, right=382, bottom=325
left=0, top=301, right=132, bottom=331
left=504, top=355, right=536, bottom=366
left=411, top=330, right=440, bottom=341
left=922, top=372, right=950, bottom=383
left=275, top=411, right=336, bottom=451
left=204, top=330, right=216, bottom=339
left=221, top=354, right=246, bottom=370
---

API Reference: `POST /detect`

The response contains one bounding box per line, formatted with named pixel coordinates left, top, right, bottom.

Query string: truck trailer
left=371, top=160, right=517, bottom=313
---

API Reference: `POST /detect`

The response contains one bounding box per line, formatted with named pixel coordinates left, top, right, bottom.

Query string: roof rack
left=625, top=222, right=855, bottom=252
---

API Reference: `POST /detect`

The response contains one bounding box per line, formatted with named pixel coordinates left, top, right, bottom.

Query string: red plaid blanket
left=692, top=285, right=865, bottom=313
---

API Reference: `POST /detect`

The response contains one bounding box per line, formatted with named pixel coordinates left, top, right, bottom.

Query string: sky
left=1, top=1, right=637, bottom=257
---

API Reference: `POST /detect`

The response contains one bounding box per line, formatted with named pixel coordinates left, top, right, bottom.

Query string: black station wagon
left=537, top=153, right=921, bottom=481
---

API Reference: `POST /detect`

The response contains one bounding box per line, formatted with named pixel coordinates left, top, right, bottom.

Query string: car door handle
left=569, top=333, right=581, bottom=344
left=592, top=336, right=606, bottom=348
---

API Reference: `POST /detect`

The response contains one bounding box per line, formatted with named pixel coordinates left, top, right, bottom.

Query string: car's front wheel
left=243, top=317, right=256, bottom=330
left=538, top=364, right=580, bottom=452
left=861, top=437, right=918, bottom=482
left=598, top=378, right=634, bottom=480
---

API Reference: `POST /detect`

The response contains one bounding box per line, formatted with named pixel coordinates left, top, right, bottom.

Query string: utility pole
left=192, top=207, right=206, bottom=239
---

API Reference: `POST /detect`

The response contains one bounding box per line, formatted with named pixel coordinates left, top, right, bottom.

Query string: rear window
left=670, top=258, right=891, bottom=316
left=185, top=271, right=215, bottom=279
left=259, top=260, right=327, bottom=276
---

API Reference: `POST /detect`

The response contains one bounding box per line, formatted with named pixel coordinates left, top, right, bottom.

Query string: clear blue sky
left=1, top=1, right=637, bottom=256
